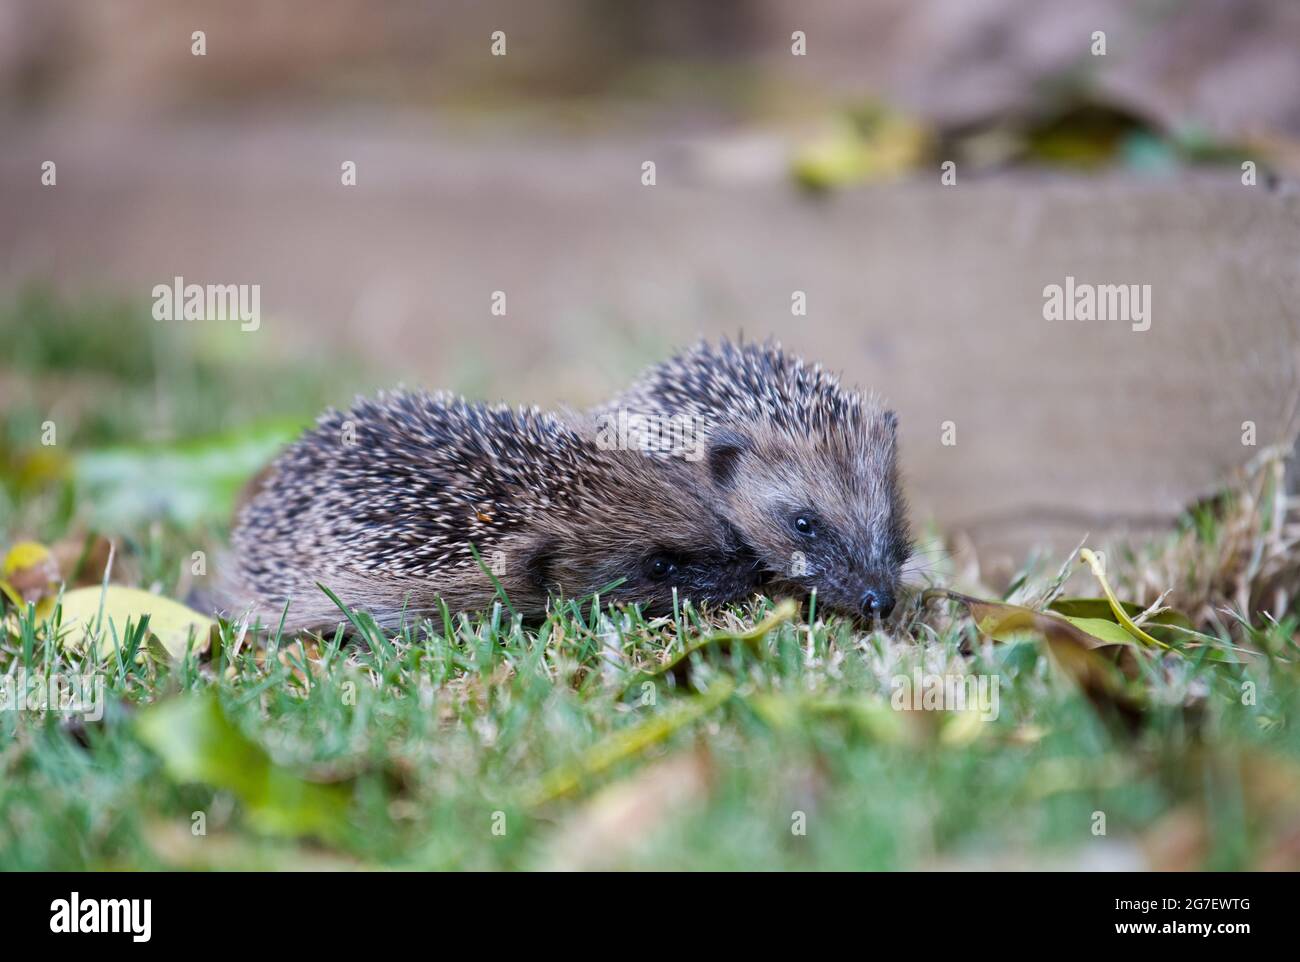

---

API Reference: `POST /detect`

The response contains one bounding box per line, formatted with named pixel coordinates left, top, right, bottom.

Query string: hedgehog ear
left=707, top=429, right=751, bottom=487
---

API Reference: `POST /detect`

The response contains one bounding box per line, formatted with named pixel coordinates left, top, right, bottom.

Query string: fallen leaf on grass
left=1048, top=597, right=1192, bottom=630
left=940, top=706, right=992, bottom=746
left=1052, top=615, right=1138, bottom=646
left=538, top=747, right=714, bottom=871
left=747, top=692, right=909, bottom=744
left=748, top=689, right=993, bottom=747
left=45, top=585, right=215, bottom=661
left=1, top=540, right=60, bottom=607
left=1056, top=597, right=1248, bottom=662
left=924, top=588, right=1129, bottom=650
left=1140, top=749, right=1300, bottom=870
left=1138, top=805, right=1209, bottom=873
left=135, top=694, right=350, bottom=842
left=926, top=588, right=1147, bottom=725
left=630, top=599, right=799, bottom=692
left=1077, top=549, right=1168, bottom=649
left=526, top=675, right=736, bottom=807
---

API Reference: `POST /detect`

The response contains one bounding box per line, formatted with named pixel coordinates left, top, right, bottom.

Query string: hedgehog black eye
left=792, top=515, right=816, bottom=537
left=644, top=553, right=681, bottom=582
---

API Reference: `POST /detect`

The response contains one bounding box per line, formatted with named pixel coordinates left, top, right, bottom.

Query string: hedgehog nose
left=861, top=588, right=894, bottom=620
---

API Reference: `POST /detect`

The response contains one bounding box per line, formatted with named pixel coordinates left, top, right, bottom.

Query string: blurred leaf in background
left=1, top=287, right=365, bottom=537
left=71, top=419, right=302, bottom=528
left=136, top=694, right=352, bottom=841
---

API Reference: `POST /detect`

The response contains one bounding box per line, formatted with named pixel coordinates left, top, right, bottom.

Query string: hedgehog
left=598, top=338, right=911, bottom=620
left=220, top=390, right=766, bottom=632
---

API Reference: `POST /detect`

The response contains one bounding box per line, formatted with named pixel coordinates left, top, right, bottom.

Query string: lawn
left=1, top=290, right=1297, bottom=871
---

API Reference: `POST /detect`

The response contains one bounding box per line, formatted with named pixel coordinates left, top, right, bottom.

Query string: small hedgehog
left=600, top=338, right=911, bottom=619
left=222, top=391, right=765, bottom=631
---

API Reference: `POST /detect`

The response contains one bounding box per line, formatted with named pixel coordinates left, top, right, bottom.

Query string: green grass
left=1, top=292, right=1297, bottom=871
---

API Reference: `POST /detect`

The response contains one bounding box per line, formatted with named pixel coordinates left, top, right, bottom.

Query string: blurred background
left=2, top=0, right=1299, bottom=581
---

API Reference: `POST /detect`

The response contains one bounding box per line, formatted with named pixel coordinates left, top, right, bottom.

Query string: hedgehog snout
left=859, top=585, right=895, bottom=620
left=810, top=567, right=899, bottom=621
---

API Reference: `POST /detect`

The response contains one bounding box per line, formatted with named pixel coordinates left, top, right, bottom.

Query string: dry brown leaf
left=50, top=534, right=116, bottom=588
left=538, top=746, right=713, bottom=871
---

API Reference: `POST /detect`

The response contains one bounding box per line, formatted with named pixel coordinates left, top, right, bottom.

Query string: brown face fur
left=518, top=451, right=764, bottom=618
left=704, top=406, right=910, bottom=619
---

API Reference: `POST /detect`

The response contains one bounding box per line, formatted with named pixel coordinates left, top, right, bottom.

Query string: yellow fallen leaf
left=1059, top=615, right=1139, bottom=646
left=1078, top=549, right=1167, bottom=649
left=1, top=540, right=61, bottom=606
left=526, top=675, right=736, bottom=807
left=940, top=708, right=989, bottom=746
left=46, top=585, right=215, bottom=660
left=747, top=692, right=909, bottom=744
left=792, top=109, right=929, bottom=191
left=632, top=598, right=798, bottom=691
left=4, top=541, right=52, bottom=576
